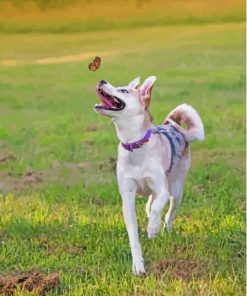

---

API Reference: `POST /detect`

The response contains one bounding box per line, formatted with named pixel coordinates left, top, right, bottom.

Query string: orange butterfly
left=88, top=56, right=101, bottom=72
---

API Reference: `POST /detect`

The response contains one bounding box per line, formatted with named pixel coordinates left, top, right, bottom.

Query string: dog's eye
left=119, top=89, right=129, bottom=94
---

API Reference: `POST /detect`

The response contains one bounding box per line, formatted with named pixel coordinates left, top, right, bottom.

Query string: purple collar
left=121, top=129, right=152, bottom=152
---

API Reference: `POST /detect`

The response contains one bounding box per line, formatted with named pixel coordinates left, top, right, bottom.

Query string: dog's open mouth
left=95, top=87, right=125, bottom=111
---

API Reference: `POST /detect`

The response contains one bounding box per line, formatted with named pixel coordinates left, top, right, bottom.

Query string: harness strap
left=121, top=123, right=188, bottom=173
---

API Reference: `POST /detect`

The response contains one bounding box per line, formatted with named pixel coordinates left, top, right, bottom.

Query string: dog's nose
left=99, top=80, right=107, bottom=86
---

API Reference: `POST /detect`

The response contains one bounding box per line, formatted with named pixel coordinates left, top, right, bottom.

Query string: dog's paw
left=132, top=258, right=146, bottom=276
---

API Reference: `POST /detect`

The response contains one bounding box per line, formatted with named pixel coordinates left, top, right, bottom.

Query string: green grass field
left=0, top=22, right=245, bottom=295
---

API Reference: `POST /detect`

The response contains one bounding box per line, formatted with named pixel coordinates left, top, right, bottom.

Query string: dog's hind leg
left=147, top=189, right=170, bottom=239
left=164, top=150, right=191, bottom=232
left=164, top=184, right=183, bottom=232
left=145, top=194, right=154, bottom=218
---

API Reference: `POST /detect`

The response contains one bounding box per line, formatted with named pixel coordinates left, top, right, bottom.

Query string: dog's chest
left=117, top=136, right=167, bottom=195
left=118, top=161, right=156, bottom=195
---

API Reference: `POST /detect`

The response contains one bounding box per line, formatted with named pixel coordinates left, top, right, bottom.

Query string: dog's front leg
left=121, top=188, right=145, bottom=276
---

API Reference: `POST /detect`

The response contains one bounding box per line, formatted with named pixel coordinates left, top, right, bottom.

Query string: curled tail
left=164, top=104, right=205, bottom=142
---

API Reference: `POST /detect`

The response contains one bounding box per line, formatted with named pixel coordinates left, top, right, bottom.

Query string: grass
left=0, top=21, right=246, bottom=295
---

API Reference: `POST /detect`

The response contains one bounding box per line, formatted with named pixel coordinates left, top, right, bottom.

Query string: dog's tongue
left=101, top=96, right=113, bottom=108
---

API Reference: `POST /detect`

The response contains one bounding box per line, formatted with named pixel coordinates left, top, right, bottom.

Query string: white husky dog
left=94, top=76, right=204, bottom=275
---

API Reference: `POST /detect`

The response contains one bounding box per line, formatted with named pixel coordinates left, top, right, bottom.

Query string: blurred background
left=0, top=0, right=245, bottom=33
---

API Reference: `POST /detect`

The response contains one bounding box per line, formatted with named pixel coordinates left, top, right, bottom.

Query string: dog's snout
left=99, top=80, right=107, bottom=86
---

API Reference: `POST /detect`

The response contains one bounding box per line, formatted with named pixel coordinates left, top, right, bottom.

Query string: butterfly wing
left=88, top=62, right=97, bottom=72
left=93, top=56, right=101, bottom=69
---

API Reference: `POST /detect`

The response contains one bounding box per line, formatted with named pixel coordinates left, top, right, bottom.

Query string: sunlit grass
left=0, top=22, right=245, bottom=295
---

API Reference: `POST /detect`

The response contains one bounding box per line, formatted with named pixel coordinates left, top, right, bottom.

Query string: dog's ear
left=128, top=77, right=140, bottom=89
left=140, top=76, right=156, bottom=109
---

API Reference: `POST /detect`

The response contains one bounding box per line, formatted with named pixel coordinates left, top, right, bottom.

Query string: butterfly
left=88, top=56, right=101, bottom=72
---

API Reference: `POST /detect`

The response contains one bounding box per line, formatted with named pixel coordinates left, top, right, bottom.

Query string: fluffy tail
left=164, top=104, right=205, bottom=142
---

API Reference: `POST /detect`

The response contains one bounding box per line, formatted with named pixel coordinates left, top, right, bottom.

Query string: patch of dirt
left=0, top=160, right=92, bottom=192
left=98, top=157, right=116, bottom=171
left=0, top=154, right=16, bottom=164
left=0, top=60, right=17, bottom=66
left=151, top=259, right=199, bottom=281
left=35, top=50, right=117, bottom=65
left=192, top=184, right=205, bottom=194
left=1, top=170, right=44, bottom=192
left=0, top=271, right=60, bottom=296
left=0, top=50, right=118, bottom=66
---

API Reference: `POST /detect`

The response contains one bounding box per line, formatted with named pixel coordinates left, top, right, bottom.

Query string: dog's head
left=94, top=76, right=156, bottom=121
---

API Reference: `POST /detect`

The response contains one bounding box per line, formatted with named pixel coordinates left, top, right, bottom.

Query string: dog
left=93, top=76, right=204, bottom=275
